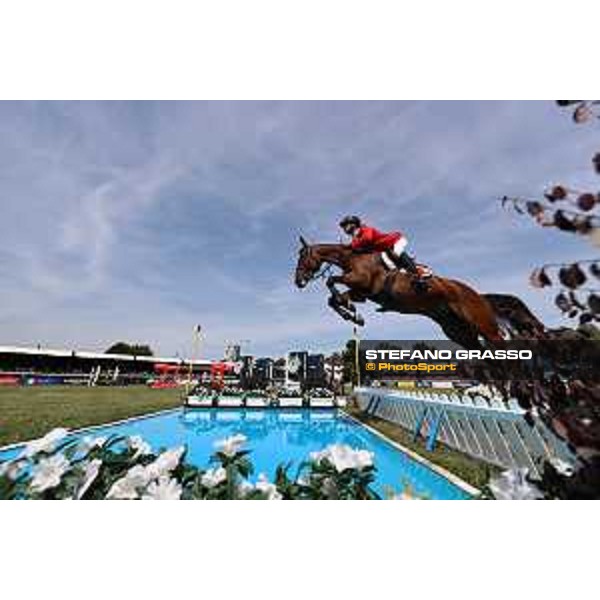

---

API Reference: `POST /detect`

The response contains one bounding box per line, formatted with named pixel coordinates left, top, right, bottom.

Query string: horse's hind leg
left=328, top=294, right=353, bottom=322
left=429, top=305, right=482, bottom=350
left=448, top=294, right=504, bottom=345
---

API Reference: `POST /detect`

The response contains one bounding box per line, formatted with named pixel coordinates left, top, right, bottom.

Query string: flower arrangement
left=0, top=428, right=381, bottom=500
left=3, top=426, right=587, bottom=499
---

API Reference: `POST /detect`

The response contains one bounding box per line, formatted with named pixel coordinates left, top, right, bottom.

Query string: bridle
left=312, top=262, right=334, bottom=282
left=299, top=246, right=333, bottom=285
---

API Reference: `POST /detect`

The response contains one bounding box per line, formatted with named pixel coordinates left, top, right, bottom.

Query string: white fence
left=355, top=387, right=574, bottom=478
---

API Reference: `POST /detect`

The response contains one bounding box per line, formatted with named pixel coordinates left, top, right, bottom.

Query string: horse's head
left=294, top=235, right=322, bottom=289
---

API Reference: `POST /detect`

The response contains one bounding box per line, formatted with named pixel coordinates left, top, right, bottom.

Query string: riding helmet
left=339, top=215, right=361, bottom=228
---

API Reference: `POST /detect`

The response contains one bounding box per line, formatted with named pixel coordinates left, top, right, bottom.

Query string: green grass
left=0, top=385, right=182, bottom=447
left=344, top=404, right=499, bottom=490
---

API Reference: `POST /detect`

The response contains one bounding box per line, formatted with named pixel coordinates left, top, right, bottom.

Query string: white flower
left=0, top=459, right=25, bottom=480
left=127, top=464, right=153, bottom=486
left=127, top=436, right=152, bottom=458
left=214, top=434, right=247, bottom=457
left=78, top=436, right=107, bottom=453
left=255, top=473, right=282, bottom=500
left=489, top=468, right=544, bottom=500
left=21, top=428, right=69, bottom=458
left=76, top=459, right=102, bottom=499
left=106, top=478, right=138, bottom=500
left=30, top=454, right=70, bottom=492
left=106, top=465, right=151, bottom=500
left=147, top=446, right=185, bottom=478
left=106, top=447, right=184, bottom=499
left=142, top=476, right=182, bottom=500
left=201, top=467, right=227, bottom=488
left=549, top=458, right=575, bottom=477
left=310, top=444, right=374, bottom=473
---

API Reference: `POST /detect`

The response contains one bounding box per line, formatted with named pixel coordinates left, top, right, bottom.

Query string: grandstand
left=0, top=345, right=212, bottom=386
left=0, top=344, right=343, bottom=390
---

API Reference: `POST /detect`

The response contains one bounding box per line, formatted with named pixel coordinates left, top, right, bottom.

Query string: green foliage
left=105, top=342, right=154, bottom=356
left=342, top=339, right=358, bottom=385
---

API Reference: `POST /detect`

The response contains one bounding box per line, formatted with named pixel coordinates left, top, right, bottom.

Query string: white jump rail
left=278, top=397, right=304, bottom=408
left=217, top=395, right=245, bottom=408
left=355, top=387, right=575, bottom=478
left=309, top=397, right=336, bottom=408
left=245, top=396, right=269, bottom=408
left=186, top=395, right=214, bottom=407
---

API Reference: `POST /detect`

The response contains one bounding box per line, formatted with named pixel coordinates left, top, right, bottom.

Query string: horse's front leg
left=328, top=294, right=355, bottom=323
left=338, top=289, right=367, bottom=326
left=326, top=275, right=365, bottom=326
left=326, top=275, right=345, bottom=302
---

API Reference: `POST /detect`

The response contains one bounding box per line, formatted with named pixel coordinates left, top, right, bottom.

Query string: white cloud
left=1, top=101, right=597, bottom=357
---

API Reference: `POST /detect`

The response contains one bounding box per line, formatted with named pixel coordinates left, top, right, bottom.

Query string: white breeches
left=381, top=237, right=408, bottom=270
left=393, top=237, right=408, bottom=255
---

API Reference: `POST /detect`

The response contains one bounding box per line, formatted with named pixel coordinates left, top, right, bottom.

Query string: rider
left=339, top=215, right=430, bottom=292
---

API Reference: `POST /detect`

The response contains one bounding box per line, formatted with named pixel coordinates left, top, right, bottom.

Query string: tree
left=342, top=339, right=359, bottom=385
left=105, top=342, right=154, bottom=357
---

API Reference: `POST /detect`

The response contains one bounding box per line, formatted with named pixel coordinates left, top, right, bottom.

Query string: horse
left=293, top=236, right=546, bottom=349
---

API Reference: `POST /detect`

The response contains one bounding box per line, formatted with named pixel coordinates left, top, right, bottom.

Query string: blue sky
left=0, top=101, right=597, bottom=359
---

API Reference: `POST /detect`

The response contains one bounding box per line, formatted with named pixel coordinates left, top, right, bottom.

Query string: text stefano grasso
left=363, top=349, right=533, bottom=361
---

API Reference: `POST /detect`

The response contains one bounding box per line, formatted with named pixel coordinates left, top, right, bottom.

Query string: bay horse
left=293, top=236, right=544, bottom=349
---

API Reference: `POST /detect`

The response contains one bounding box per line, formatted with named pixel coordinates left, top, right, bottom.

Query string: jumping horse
left=294, top=236, right=545, bottom=349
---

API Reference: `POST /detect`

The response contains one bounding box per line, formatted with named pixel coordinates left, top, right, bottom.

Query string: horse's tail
left=483, top=293, right=546, bottom=338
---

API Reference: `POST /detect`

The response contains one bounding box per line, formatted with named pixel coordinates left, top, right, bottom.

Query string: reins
left=299, top=243, right=349, bottom=286
left=313, top=263, right=334, bottom=282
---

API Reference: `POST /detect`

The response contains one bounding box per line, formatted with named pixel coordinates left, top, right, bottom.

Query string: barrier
left=354, top=387, right=575, bottom=478
left=0, top=374, right=20, bottom=386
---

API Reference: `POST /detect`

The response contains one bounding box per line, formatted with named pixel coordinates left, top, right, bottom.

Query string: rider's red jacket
left=351, top=225, right=403, bottom=252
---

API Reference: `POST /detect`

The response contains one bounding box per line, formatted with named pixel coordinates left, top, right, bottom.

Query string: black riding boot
left=392, top=252, right=429, bottom=293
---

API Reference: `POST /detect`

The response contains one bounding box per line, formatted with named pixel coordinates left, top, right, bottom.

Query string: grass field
left=0, top=385, right=182, bottom=447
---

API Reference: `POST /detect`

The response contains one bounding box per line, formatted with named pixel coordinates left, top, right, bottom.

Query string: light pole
left=353, top=326, right=360, bottom=388
left=187, top=325, right=202, bottom=394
